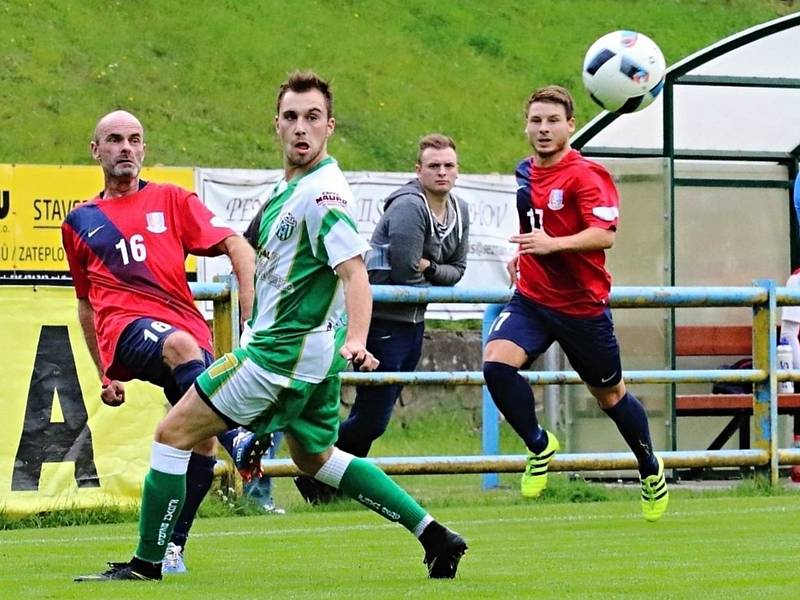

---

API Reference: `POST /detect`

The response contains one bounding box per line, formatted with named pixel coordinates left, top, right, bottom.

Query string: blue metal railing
left=191, top=281, right=800, bottom=486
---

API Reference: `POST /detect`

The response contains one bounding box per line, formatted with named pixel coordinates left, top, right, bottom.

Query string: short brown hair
left=416, top=133, right=457, bottom=164
left=525, top=85, right=574, bottom=120
left=276, top=70, right=333, bottom=118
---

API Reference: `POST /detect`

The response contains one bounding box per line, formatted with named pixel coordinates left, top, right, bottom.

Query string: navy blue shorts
left=114, top=317, right=213, bottom=404
left=486, top=293, right=622, bottom=388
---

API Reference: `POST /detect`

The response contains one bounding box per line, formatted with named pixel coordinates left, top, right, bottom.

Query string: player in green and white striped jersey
left=77, top=71, right=466, bottom=584
left=239, top=152, right=368, bottom=385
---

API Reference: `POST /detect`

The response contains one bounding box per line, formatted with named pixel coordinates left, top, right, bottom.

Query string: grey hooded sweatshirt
left=366, top=178, right=470, bottom=323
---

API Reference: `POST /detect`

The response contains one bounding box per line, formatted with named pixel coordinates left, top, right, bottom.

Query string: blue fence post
left=481, top=303, right=504, bottom=490
left=752, top=278, right=778, bottom=484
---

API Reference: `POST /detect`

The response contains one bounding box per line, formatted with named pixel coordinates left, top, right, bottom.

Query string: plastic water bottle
left=777, top=337, right=794, bottom=393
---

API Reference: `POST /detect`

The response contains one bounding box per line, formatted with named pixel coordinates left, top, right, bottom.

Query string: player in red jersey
left=482, top=86, right=668, bottom=521
left=61, top=110, right=259, bottom=572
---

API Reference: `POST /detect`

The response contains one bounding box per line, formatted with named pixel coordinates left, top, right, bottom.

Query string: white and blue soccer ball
left=582, top=31, right=666, bottom=114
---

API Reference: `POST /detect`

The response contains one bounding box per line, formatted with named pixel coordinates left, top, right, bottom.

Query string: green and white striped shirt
left=243, top=157, right=370, bottom=383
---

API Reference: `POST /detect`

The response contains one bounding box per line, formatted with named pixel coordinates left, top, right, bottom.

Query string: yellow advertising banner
left=0, top=165, right=195, bottom=280
left=0, top=286, right=167, bottom=514
left=0, top=164, right=14, bottom=272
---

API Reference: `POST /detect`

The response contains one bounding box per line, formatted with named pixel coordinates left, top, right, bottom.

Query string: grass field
left=1, top=1, right=795, bottom=171
left=2, top=493, right=799, bottom=599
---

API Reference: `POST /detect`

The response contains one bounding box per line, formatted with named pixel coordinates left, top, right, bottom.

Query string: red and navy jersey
left=61, top=181, right=236, bottom=380
left=514, top=149, right=619, bottom=317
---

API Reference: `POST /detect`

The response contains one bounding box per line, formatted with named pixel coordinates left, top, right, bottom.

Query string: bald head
left=91, top=110, right=146, bottom=186
left=93, top=110, right=143, bottom=144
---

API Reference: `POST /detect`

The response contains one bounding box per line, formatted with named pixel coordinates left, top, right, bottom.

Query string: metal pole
left=342, top=368, right=765, bottom=386
left=543, top=345, right=562, bottom=435
left=752, top=279, right=778, bottom=484
left=481, top=303, right=503, bottom=490
left=247, top=449, right=774, bottom=479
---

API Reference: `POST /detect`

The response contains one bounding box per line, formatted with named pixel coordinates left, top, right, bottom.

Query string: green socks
left=318, top=449, right=431, bottom=535
left=134, top=441, right=192, bottom=563
left=135, top=468, right=187, bottom=563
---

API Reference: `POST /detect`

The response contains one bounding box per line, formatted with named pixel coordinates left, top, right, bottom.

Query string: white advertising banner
left=195, top=168, right=518, bottom=319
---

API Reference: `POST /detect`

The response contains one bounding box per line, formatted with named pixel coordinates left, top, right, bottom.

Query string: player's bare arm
left=506, top=255, right=519, bottom=287
left=335, top=255, right=379, bottom=371
left=77, top=297, right=125, bottom=406
left=511, top=226, right=615, bottom=256
left=217, top=235, right=256, bottom=322
left=77, top=298, right=102, bottom=376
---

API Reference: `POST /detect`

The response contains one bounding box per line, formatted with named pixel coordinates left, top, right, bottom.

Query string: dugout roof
left=573, top=12, right=800, bottom=165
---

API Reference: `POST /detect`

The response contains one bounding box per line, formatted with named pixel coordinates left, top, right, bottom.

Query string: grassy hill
left=1, top=0, right=795, bottom=173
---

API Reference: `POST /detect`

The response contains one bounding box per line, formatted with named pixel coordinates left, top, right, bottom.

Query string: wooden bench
left=675, top=325, right=800, bottom=450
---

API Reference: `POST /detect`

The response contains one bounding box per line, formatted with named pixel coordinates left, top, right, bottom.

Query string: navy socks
left=170, top=452, right=216, bottom=548
left=603, top=392, right=658, bottom=477
left=172, top=359, right=207, bottom=397
left=483, top=361, right=547, bottom=453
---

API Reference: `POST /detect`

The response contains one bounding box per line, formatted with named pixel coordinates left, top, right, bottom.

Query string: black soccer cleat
left=423, top=527, right=468, bottom=579
left=74, top=560, right=162, bottom=582
left=293, top=475, right=340, bottom=505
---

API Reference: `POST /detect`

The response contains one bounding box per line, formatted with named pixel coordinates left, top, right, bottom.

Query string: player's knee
left=154, top=413, right=195, bottom=450
left=483, top=339, right=527, bottom=365
left=154, top=422, right=183, bottom=448
left=293, top=452, right=329, bottom=477
left=285, top=436, right=331, bottom=476
left=193, top=436, right=217, bottom=456
left=589, top=382, right=626, bottom=409
left=483, top=360, right=517, bottom=387
left=162, top=330, right=202, bottom=367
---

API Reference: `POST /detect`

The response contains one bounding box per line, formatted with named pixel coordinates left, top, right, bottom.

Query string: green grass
left=1, top=495, right=799, bottom=599
left=2, top=402, right=794, bottom=531
left=0, top=503, right=139, bottom=531
left=0, top=0, right=795, bottom=171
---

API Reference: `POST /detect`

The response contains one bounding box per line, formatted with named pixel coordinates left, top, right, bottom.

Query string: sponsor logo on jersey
left=275, top=212, right=297, bottom=241
left=87, top=225, right=104, bottom=238
left=255, top=248, right=295, bottom=293
left=325, top=315, right=348, bottom=330
left=146, top=211, right=167, bottom=233
left=547, top=189, right=564, bottom=211
left=315, top=191, right=347, bottom=207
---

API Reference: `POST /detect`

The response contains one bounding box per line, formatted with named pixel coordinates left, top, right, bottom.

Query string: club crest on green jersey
left=276, top=212, right=297, bottom=241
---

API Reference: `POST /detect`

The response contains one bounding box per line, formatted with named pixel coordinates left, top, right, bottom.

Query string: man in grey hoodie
left=294, top=133, right=470, bottom=503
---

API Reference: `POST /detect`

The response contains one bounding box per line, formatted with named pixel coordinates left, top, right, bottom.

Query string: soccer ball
left=582, top=30, right=666, bottom=114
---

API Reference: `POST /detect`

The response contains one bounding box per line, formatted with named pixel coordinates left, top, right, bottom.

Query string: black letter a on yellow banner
left=12, top=326, right=100, bottom=490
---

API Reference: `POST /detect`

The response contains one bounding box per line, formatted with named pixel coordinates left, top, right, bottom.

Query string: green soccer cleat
left=521, top=430, right=560, bottom=498
left=641, top=454, right=669, bottom=522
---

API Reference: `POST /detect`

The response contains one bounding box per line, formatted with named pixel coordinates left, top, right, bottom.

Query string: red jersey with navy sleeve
left=61, top=181, right=236, bottom=380
left=514, top=149, right=619, bottom=317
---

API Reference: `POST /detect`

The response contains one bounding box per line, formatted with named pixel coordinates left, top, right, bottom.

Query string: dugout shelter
left=569, top=13, right=800, bottom=453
